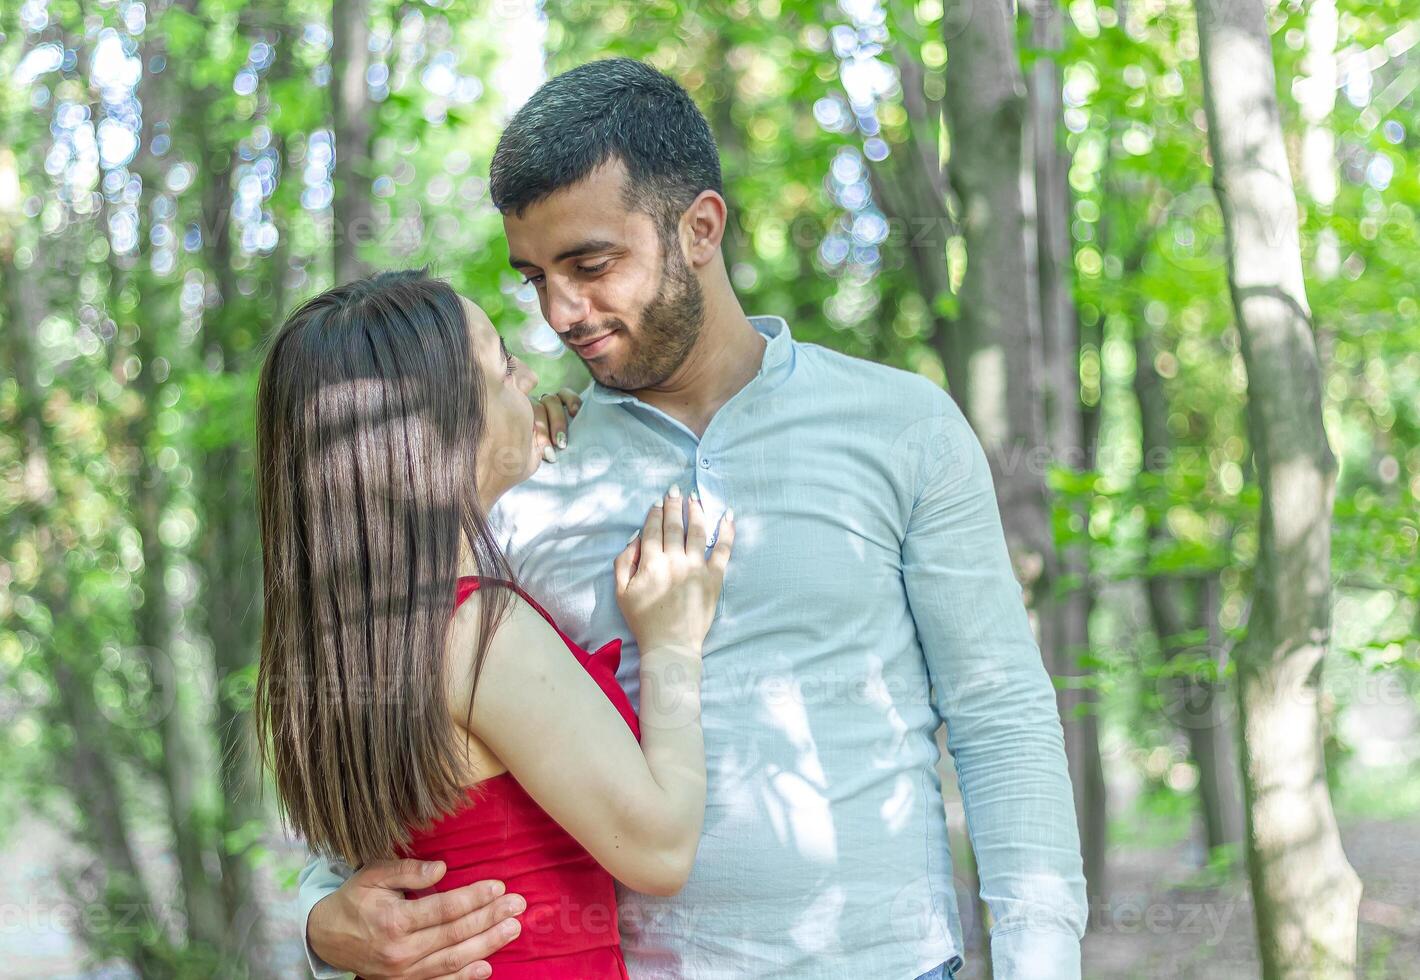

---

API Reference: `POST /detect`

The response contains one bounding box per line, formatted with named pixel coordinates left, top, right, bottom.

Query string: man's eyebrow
left=508, top=239, right=619, bottom=269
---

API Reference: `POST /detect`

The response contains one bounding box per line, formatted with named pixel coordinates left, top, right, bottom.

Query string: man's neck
left=629, top=298, right=767, bottom=439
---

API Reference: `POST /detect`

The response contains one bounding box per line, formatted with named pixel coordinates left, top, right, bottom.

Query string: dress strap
left=454, top=575, right=561, bottom=634
left=454, top=575, right=481, bottom=608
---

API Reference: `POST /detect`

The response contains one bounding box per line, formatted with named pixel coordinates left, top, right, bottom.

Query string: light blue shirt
left=299, top=315, right=1086, bottom=979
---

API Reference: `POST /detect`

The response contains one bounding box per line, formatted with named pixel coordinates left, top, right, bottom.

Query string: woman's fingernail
left=690, top=489, right=700, bottom=503
left=475, top=966, right=492, bottom=979
left=725, top=508, right=734, bottom=521
left=556, top=431, right=567, bottom=449
left=543, top=446, right=557, bottom=463
left=668, top=483, right=681, bottom=498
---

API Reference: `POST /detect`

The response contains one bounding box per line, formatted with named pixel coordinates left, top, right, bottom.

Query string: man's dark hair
left=489, top=58, right=723, bottom=241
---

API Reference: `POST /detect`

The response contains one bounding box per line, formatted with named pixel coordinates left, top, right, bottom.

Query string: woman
left=254, top=269, right=733, bottom=978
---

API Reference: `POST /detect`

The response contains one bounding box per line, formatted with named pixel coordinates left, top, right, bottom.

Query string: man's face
left=503, top=158, right=704, bottom=391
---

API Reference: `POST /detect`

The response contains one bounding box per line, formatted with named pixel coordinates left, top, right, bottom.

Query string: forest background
left=1, top=0, right=1416, bottom=976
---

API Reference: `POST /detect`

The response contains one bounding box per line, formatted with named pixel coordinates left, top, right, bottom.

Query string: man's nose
left=544, top=279, right=590, bottom=334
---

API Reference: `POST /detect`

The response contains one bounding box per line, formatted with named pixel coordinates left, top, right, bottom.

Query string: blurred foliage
left=0, top=0, right=1416, bottom=973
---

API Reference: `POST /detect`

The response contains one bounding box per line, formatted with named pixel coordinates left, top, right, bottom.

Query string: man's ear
left=681, top=190, right=728, bottom=268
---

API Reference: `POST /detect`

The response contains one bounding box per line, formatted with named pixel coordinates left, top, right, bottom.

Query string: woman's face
left=463, top=297, right=540, bottom=506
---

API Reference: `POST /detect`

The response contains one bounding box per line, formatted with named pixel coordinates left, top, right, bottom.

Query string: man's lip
left=567, top=332, right=614, bottom=354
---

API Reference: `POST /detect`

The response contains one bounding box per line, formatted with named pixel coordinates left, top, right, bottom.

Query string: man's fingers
left=364, top=858, right=446, bottom=892
left=662, top=484, right=685, bottom=554
left=426, top=964, right=494, bottom=980
left=410, top=916, right=523, bottom=979
left=404, top=896, right=525, bottom=978
left=539, top=392, right=569, bottom=450
left=424, top=961, right=496, bottom=980
left=403, top=878, right=507, bottom=932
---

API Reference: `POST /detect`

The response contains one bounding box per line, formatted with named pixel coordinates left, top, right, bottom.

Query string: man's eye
left=520, top=274, right=545, bottom=287
left=577, top=261, right=610, bottom=275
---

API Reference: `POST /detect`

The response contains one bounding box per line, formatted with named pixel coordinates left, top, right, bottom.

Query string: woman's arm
left=448, top=488, right=732, bottom=896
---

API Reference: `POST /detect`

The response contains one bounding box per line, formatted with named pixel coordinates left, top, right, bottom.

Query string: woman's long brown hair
left=254, top=268, right=515, bottom=867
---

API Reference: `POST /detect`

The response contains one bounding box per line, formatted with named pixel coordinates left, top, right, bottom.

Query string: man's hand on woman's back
left=307, top=858, right=524, bottom=979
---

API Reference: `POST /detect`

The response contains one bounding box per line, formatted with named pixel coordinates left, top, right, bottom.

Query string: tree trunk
left=1193, top=0, right=1362, bottom=975
left=1133, top=321, right=1246, bottom=856
left=1025, top=0, right=1108, bottom=901
left=332, top=0, right=375, bottom=282
left=203, top=460, right=272, bottom=969
left=706, top=34, right=749, bottom=274
left=873, top=42, right=961, bottom=389
left=195, top=73, right=275, bottom=976
left=4, top=240, right=169, bottom=978
left=114, top=42, right=230, bottom=948
left=940, top=0, right=1054, bottom=595
left=1195, top=574, right=1247, bottom=851
left=944, top=0, right=1085, bottom=946
left=125, top=274, right=229, bottom=951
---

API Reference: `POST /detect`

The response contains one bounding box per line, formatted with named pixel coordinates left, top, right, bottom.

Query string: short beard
left=593, top=234, right=705, bottom=392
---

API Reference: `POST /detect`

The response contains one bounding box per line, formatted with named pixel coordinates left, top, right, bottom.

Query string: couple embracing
left=255, top=58, right=1086, bottom=980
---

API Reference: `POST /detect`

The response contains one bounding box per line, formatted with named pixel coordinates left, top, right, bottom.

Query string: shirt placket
left=614, top=368, right=766, bottom=547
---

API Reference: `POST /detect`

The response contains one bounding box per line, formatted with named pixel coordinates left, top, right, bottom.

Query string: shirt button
left=700, top=458, right=711, bottom=469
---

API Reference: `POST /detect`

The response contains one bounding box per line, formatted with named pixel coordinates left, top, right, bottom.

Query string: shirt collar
left=588, top=314, right=794, bottom=406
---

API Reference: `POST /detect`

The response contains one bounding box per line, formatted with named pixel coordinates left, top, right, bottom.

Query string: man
left=299, top=57, right=1086, bottom=980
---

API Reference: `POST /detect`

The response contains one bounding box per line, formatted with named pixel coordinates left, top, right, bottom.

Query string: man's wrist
left=305, top=893, right=353, bottom=978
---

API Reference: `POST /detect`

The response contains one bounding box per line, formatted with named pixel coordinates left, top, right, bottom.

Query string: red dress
left=394, top=576, right=640, bottom=979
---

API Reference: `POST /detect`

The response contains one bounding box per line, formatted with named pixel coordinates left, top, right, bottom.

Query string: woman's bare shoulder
left=443, top=587, right=563, bottom=717
left=444, top=586, right=557, bottom=782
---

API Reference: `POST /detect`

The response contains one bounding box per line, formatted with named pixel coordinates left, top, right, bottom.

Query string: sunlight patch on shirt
left=765, top=764, right=838, bottom=865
